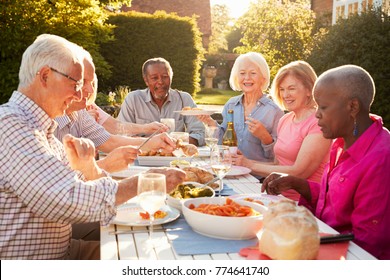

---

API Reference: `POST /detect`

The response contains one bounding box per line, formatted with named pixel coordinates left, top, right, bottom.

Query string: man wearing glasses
left=0, top=34, right=185, bottom=259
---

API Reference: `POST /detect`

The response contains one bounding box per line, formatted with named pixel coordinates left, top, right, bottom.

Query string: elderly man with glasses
left=0, top=34, right=185, bottom=259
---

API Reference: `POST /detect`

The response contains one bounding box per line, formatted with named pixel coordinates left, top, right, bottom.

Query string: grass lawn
left=194, top=89, right=240, bottom=105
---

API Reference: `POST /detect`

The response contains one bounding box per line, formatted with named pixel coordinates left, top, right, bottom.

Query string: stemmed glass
left=210, top=145, right=232, bottom=196
left=204, top=125, right=219, bottom=159
left=137, top=173, right=166, bottom=247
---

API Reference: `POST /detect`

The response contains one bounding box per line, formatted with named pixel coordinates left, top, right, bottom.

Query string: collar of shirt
left=332, top=114, right=384, bottom=166
left=231, top=93, right=270, bottom=107
left=9, top=91, right=57, bottom=135
left=145, top=88, right=174, bottom=105
left=55, top=110, right=79, bottom=130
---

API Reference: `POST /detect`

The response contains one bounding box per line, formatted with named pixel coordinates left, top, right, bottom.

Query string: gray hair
left=18, top=34, right=83, bottom=88
left=229, top=52, right=270, bottom=91
left=142, top=57, right=173, bottom=79
left=317, top=65, right=375, bottom=110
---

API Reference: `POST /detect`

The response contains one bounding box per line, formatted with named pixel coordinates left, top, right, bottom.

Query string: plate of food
left=110, top=166, right=150, bottom=178
left=113, top=203, right=180, bottom=226
left=229, top=193, right=282, bottom=206
left=225, top=166, right=251, bottom=177
left=174, top=107, right=216, bottom=116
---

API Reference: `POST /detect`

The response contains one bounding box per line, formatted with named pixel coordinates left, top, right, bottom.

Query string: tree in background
left=235, top=0, right=316, bottom=78
left=0, top=0, right=113, bottom=103
left=208, top=4, right=230, bottom=54
left=308, top=9, right=390, bottom=128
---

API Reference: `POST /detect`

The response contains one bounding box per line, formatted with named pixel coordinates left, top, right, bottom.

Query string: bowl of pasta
left=182, top=197, right=266, bottom=240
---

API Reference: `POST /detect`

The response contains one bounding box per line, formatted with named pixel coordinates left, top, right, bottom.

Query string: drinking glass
left=204, top=125, right=219, bottom=163
left=137, top=173, right=166, bottom=247
left=210, top=145, right=232, bottom=196
left=160, top=118, right=175, bottom=133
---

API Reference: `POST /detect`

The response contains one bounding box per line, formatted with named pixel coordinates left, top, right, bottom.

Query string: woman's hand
left=246, top=117, right=273, bottom=144
left=231, top=150, right=249, bottom=167
left=262, top=172, right=311, bottom=200
left=197, top=115, right=217, bottom=127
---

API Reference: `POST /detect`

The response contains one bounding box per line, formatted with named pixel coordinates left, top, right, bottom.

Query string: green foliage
left=308, top=9, right=390, bottom=129
left=0, top=0, right=113, bottom=104
left=225, top=25, right=244, bottom=53
left=235, top=0, right=316, bottom=78
left=195, top=88, right=239, bottom=105
left=208, top=4, right=230, bottom=54
left=99, top=11, right=205, bottom=96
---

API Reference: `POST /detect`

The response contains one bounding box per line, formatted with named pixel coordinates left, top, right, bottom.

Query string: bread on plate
left=259, top=199, right=320, bottom=260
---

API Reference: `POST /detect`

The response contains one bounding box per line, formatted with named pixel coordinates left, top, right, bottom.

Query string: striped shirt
left=0, top=91, right=118, bottom=259
left=54, top=109, right=110, bottom=146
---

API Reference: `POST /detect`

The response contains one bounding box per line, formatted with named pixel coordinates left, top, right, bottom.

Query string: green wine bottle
left=222, top=109, right=238, bottom=147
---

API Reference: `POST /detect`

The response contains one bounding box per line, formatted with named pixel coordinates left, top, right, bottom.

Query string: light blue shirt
left=118, top=88, right=205, bottom=145
left=219, top=94, right=284, bottom=162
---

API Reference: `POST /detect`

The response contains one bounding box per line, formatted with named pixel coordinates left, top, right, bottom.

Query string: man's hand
left=147, top=167, right=186, bottom=193
left=97, top=145, right=139, bottom=173
left=141, top=132, right=176, bottom=155
left=63, top=134, right=104, bottom=180
left=145, top=122, right=169, bottom=135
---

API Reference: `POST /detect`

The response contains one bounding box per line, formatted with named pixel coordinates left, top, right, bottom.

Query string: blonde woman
left=234, top=61, right=331, bottom=200
left=198, top=52, right=284, bottom=163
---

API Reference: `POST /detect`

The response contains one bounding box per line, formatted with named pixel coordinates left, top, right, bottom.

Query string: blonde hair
left=229, top=52, right=270, bottom=91
left=271, top=61, right=317, bottom=110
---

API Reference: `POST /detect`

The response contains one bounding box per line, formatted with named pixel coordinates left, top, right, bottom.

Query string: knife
left=138, top=127, right=163, bottom=152
left=320, top=233, right=354, bottom=244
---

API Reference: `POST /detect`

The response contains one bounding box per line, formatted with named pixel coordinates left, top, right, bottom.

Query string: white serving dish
left=182, top=197, right=266, bottom=240
left=166, top=182, right=215, bottom=211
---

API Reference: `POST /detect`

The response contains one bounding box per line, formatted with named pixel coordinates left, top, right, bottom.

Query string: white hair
left=229, top=52, right=270, bottom=91
left=18, top=34, right=84, bottom=88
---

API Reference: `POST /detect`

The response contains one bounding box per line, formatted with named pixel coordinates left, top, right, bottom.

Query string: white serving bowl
left=182, top=197, right=266, bottom=240
left=167, top=182, right=215, bottom=211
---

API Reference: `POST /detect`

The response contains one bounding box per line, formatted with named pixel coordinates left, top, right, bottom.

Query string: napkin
left=163, top=217, right=258, bottom=255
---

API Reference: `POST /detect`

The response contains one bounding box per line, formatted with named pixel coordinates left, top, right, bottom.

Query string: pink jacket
left=300, top=115, right=390, bottom=259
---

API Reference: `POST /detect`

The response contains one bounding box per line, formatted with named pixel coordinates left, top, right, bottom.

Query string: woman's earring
left=353, top=119, right=358, bottom=137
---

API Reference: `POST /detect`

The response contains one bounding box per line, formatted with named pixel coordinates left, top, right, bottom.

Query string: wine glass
left=204, top=125, right=219, bottom=158
left=210, top=145, right=232, bottom=196
left=137, top=173, right=166, bottom=247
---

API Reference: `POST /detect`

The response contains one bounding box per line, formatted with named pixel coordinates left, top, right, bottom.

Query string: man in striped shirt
left=54, top=49, right=175, bottom=173
left=0, top=34, right=185, bottom=259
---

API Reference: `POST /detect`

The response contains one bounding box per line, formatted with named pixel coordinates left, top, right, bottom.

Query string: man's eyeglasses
left=50, top=67, right=83, bottom=92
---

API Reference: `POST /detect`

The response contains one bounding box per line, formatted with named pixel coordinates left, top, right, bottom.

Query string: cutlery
left=109, top=228, right=181, bottom=235
left=199, top=176, right=220, bottom=188
left=320, top=233, right=354, bottom=244
left=138, top=127, right=163, bottom=152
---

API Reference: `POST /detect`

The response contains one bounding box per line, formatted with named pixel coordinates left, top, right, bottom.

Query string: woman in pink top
left=234, top=61, right=331, bottom=200
left=262, top=65, right=390, bottom=259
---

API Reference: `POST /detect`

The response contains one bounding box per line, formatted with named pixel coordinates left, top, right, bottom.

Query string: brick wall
left=311, top=0, right=333, bottom=14
left=122, top=0, right=211, bottom=48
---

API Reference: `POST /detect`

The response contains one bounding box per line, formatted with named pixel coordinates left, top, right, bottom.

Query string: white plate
left=137, top=156, right=189, bottom=166
left=110, top=166, right=150, bottom=178
left=226, top=166, right=251, bottom=177
left=229, top=193, right=282, bottom=206
left=113, top=203, right=180, bottom=226
left=174, top=110, right=216, bottom=116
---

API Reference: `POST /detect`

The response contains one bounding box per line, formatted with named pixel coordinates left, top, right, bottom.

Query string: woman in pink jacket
left=262, top=65, right=390, bottom=260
